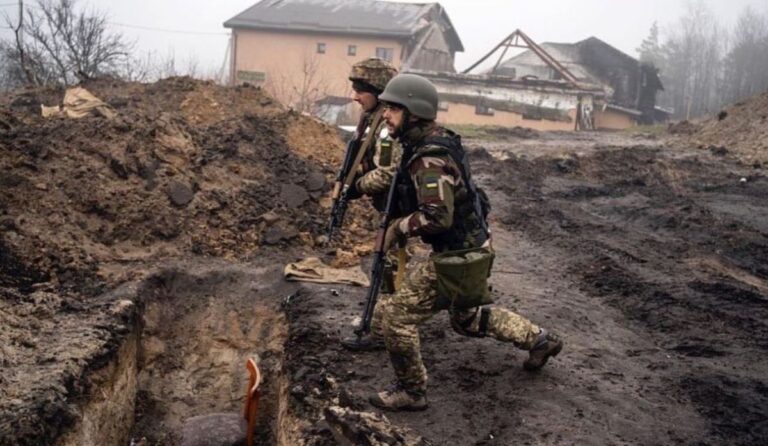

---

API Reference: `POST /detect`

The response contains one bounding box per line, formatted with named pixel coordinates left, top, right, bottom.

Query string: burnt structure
left=496, top=36, right=665, bottom=125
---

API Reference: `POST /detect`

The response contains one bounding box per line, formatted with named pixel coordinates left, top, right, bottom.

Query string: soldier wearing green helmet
left=367, top=73, right=564, bottom=411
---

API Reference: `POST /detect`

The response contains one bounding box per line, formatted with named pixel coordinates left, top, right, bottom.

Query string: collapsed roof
left=493, top=36, right=664, bottom=111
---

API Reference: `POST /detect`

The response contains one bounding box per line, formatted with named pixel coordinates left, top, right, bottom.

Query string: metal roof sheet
left=224, top=0, right=436, bottom=38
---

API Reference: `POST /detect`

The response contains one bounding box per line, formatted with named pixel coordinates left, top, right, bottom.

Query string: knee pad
left=450, top=307, right=491, bottom=338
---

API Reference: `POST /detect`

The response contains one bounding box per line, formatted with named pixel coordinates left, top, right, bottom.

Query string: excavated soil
left=2, top=79, right=767, bottom=446
left=675, top=89, right=768, bottom=164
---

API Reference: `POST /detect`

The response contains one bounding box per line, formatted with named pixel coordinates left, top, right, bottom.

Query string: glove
left=383, top=219, right=406, bottom=252
left=344, top=180, right=362, bottom=200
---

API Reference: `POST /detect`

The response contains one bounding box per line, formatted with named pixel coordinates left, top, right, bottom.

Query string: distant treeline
left=639, top=2, right=768, bottom=120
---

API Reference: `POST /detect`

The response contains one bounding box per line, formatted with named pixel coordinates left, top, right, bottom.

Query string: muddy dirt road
left=283, top=131, right=768, bottom=446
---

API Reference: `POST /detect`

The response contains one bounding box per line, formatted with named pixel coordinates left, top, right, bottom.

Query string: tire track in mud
left=478, top=142, right=768, bottom=445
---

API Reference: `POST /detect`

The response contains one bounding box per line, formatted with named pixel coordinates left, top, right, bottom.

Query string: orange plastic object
left=243, top=358, right=262, bottom=445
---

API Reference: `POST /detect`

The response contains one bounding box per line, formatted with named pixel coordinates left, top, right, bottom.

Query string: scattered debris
left=324, top=406, right=432, bottom=446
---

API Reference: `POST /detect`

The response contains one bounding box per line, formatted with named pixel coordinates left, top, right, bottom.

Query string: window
left=317, top=42, right=326, bottom=54
left=376, top=47, right=394, bottom=62
left=348, top=45, right=357, bottom=56
left=475, top=103, right=494, bottom=116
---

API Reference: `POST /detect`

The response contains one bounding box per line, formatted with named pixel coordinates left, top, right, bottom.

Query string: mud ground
left=2, top=77, right=767, bottom=445
left=282, top=131, right=768, bottom=446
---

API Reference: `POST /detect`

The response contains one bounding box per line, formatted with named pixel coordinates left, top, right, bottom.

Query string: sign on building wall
left=236, top=70, right=267, bottom=83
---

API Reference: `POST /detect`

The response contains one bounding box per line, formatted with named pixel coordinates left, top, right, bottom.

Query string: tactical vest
left=397, top=130, right=491, bottom=252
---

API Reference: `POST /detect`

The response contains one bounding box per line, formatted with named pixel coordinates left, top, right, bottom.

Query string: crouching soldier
left=339, top=57, right=403, bottom=351
left=369, top=73, right=564, bottom=411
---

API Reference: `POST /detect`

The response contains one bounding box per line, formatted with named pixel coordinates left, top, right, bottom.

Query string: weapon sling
left=342, top=108, right=385, bottom=189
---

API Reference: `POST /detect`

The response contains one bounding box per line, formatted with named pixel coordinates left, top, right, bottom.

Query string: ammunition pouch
left=380, top=259, right=396, bottom=294
left=432, top=246, right=495, bottom=310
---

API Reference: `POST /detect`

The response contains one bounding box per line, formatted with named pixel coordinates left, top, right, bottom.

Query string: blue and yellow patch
left=420, top=172, right=442, bottom=198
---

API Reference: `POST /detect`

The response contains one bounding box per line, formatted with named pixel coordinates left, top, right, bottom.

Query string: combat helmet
left=378, top=73, right=439, bottom=120
left=349, top=57, right=398, bottom=93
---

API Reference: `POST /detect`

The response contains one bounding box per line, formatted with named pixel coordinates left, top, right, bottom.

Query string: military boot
left=523, top=329, right=563, bottom=371
left=369, top=382, right=428, bottom=411
left=341, top=333, right=385, bottom=352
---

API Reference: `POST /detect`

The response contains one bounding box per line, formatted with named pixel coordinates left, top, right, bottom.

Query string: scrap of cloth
left=41, top=87, right=116, bottom=119
left=284, top=257, right=370, bottom=287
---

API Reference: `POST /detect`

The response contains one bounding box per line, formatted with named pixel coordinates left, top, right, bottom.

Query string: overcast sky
left=2, top=0, right=767, bottom=75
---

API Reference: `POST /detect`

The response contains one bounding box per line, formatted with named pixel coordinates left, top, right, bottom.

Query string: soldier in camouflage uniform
left=345, top=57, right=402, bottom=208
left=369, top=74, right=564, bottom=411
left=340, top=58, right=402, bottom=351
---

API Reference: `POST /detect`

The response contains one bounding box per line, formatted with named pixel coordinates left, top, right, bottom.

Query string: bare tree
left=7, top=0, right=36, bottom=85
left=657, top=1, right=725, bottom=119
left=722, top=7, right=768, bottom=104
left=1, top=0, right=131, bottom=87
left=637, top=21, right=662, bottom=68
left=646, top=3, right=768, bottom=119
left=266, top=51, right=334, bottom=114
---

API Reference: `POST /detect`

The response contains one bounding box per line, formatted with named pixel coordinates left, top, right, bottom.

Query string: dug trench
left=0, top=260, right=302, bottom=446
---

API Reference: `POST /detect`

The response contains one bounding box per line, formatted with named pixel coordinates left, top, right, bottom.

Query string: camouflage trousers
left=371, top=258, right=540, bottom=393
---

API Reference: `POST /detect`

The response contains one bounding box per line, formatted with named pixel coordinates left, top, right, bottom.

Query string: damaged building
left=416, top=30, right=666, bottom=130
left=224, top=0, right=663, bottom=131
left=224, top=0, right=462, bottom=123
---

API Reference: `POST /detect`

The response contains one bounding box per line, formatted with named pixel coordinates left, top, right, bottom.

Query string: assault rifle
left=354, top=169, right=400, bottom=338
left=327, top=136, right=361, bottom=241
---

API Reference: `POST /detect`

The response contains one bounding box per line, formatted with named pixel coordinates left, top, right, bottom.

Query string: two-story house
left=224, top=0, right=463, bottom=123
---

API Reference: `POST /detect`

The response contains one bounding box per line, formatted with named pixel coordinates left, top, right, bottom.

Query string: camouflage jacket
left=392, top=123, right=488, bottom=252
left=355, top=105, right=402, bottom=197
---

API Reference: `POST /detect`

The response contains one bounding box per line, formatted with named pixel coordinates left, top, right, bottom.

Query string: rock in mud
left=708, top=145, right=728, bottom=156
left=280, top=184, right=309, bottom=208
left=305, top=171, right=327, bottom=191
left=179, top=412, right=246, bottom=446
left=166, top=181, right=195, bottom=207
left=262, top=223, right=299, bottom=245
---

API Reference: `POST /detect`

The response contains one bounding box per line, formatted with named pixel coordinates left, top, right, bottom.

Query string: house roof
left=494, top=41, right=597, bottom=84
left=224, top=0, right=463, bottom=51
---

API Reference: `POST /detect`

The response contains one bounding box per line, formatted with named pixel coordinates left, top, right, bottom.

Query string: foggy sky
left=1, top=0, right=766, bottom=75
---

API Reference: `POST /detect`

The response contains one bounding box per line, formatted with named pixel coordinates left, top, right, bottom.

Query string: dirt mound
left=0, top=77, right=375, bottom=291
left=679, top=90, right=768, bottom=163
left=667, top=120, right=700, bottom=135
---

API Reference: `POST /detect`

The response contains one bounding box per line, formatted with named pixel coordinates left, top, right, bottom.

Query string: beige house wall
left=231, top=29, right=404, bottom=108
left=593, top=109, right=636, bottom=129
left=437, top=102, right=577, bottom=131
